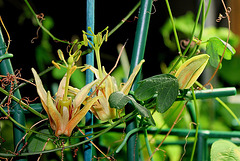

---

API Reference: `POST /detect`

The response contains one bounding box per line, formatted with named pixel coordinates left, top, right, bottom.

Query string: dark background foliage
left=0, top=0, right=196, bottom=74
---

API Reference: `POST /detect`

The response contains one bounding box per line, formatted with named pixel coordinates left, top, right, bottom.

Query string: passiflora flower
left=82, top=59, right=145, bottom=121
left=32, top=68, right=99, bottom=136
left=175, top=54, right=210, bottom=89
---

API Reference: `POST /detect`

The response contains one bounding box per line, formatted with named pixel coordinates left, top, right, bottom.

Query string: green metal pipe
left=85, top=0, right=95, bottom=160
left=0, top=28, right=26, bottom=161
left=186, top=87, right=237, bottom=100
left=197, top=132, right=208, bottom=161
left=126, top=0, right=153, bottom=160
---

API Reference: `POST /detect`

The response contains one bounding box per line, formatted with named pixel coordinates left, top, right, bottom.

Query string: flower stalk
left=31, top=42, right=99, bottom=136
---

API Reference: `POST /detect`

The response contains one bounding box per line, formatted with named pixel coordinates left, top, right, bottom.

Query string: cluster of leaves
left=109, top=74, right=179, bottom=126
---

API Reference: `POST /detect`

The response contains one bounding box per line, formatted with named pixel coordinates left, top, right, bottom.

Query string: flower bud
left=57, top=49, right=65, bottom=61
left=175, top=54, right=209, bottom=89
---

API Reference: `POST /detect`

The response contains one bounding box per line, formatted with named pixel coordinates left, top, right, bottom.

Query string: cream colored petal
left=121, top=59, right=145, bottom=95
left=32, top=68, right=57, bottom=129
left=90, top=101, right=107, bottom=120
left=102, top=67, right=118, bottom=97
left=40, top=99, right=56, bottom=130
left=111, top=76, right=119, bottom=92
left=47, top=91, right=63, bottom=136
left=64, top=96, right=100, bottom=137
left=98, top=91, right=109, bottom=112
left=91, top=89, right=116, bottom=121
left=56, top=74, right=67, bottom=99
left=90, top=105, right=101, bottom=120
left=81, top=65, right=100, bottom=79
left=92, top=99, right=116, bottom=121
left=32, top=68, right=48, bottom=112
left=55, top=106, right=69, bottom=136
left=73, top=79, right=98, bottom=113
left=68, top=86, right=80, bottom=96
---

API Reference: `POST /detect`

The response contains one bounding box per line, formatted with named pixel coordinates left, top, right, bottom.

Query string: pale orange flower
left=82, top=60, right=145, bottom=121
left=32, top=68, right=99, bottom=136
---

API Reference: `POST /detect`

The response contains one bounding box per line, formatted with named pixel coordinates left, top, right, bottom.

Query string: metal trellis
left=0, top=0, right=240, bottom=161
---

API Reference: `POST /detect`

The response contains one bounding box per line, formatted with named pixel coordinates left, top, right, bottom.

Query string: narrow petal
left=31, top=68, right=48, bottom=113
left=102, top=67, right=118, bottom=96
left=56, top=74, right=67, bottom=100
left=40, top=100, right=56, bottom=130
left=73, top=79, right=98, bottom=114
left=91, top=99, right=116, bottom=121
left=64, top=96, right=100, bottom=136
left=95, top=90, right=110, bottom=116
left=56, top=106, right=69, bottom=136
left=68, top=86, right=80, bottom=96
left=81, top=65, right=100, bottom=79
left=121, top=59, right=145, bottom=95
left=47, top=91, right=63, bottom=136
left=90, top=100, right=107, bottom=120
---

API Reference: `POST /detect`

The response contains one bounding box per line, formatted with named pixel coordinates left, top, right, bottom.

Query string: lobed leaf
left=206, top=37, right=236, bottom=68
left=211, top=140, right=240, bottom=161
left=134, top=74, right=179, bottom=113
left=109, top=91, right=155, bottom=126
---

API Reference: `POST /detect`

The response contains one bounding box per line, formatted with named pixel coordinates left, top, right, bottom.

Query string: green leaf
left=108, top=91, right=131, bottom=110
left=206, top=37, right=236, bottom=68
left=27, top=128, right=51, bottom=152
left=134, top=74, right=179, bottom=113
left=211, top=140, right=240, bottom=161
left=109, top=91, right=156, bottom=126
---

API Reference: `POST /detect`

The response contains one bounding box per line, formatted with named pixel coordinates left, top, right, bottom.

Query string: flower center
left=58, top=97, right=72, bottom=117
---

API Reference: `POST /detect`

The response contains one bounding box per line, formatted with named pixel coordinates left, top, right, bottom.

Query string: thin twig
left=0, top=16, right=11, bottom=54
left=10, top=118, right=48, bottom=161
left=148, top=102, right=187, bottom=160
left=88, top=40, right=128, bottom=98
left=204, top=0, right=231, bottom=87
left=37, top=138, right=51, bottom=161
left=77, top=127, right=113, bottom=160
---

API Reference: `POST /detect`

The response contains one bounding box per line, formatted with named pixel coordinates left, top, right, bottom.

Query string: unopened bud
left=175, top=54, right=209, bottom=89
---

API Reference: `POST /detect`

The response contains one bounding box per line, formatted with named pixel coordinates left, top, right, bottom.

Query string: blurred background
left=1, top=0, right=240, bottom=160
left=0, top=0, right=239, bottom=90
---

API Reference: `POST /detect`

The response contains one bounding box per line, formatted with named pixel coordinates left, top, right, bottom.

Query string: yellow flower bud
left=57, top=49, right=65, bottom=61
left=175, top=54, right=209, bottom=89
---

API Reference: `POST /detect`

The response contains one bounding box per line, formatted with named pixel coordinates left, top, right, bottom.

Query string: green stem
left=195, top=81, right=240, bottom=126
left=165, top=0, right=182, bottom=56
left=95, top=48, right=103, bottom=78
left=24, top=0, right=70, bottom=45
left=0, top=87, right=47, bottom=119
left=0, top=104, right=49, bottom=136
left=205, top=0, right=212, bottom=20
left=188, top=0, right=205, bottom=58
left=144, top=129, right=153, bottom=161
left=107, top=1, right=141, bottom=38
left=215, top=97, right=240, bottom=125
left=63, top=67, right=71, bottom=101
left=116, top=127, right=145, bottom=153
left=0, top=110, right=136, bottom=157
left=190, top=86, right=199, bottom=161
left=169, top=0, right=204, bottom=73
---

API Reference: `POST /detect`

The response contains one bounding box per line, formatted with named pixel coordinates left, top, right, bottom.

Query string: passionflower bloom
left=81, top=60, right=145, bottom=121
left=32, top=68, right=99, bottom=136
left=175, top=54, right=209, bottom=89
